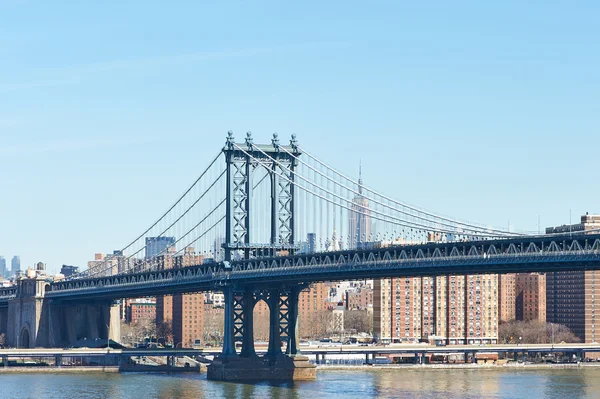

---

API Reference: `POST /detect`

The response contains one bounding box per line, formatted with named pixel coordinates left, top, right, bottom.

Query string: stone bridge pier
left=0, top=306, right=8, bottom=342
left=207, top=284, right=316, bottom=381
left=5, top=275, right=120, bottom=348
left=48, top=301, right=120, bottom=348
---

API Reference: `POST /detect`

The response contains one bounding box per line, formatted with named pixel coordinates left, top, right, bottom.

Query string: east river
left=3, top=368, right=600, bottom=399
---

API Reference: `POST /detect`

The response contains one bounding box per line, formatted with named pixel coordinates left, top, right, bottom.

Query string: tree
left=499, top=320, right=580, bottom=344
left=203, top=308, right=225, bottom=346
left=344, top=310, right=373, bottom=334
left=156, top=321, right=173, bottom=343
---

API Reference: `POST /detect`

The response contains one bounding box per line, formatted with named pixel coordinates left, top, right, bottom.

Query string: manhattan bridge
left=1, top=132, right=600, bottom=380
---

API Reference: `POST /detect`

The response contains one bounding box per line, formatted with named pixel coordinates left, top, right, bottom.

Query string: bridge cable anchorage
left=70, top=151, right=226, bottom=280
left=296, top=145, right=530, bottom=237
left=278, top=145, right=519, bottom=238
left=236, top=143, right=507, bottom=238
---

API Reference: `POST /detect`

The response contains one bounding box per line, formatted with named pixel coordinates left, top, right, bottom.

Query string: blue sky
left=1, top=1, right=599, bottom=273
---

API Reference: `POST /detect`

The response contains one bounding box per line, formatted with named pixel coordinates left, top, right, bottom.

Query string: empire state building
left=349, top=165, right=372, bottom=249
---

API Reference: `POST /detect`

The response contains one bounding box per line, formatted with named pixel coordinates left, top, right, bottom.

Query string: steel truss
left=223, top=132, right=300, bottom=261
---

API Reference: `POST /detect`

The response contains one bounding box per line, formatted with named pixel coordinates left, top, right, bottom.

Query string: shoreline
left=0, top=365, right=203, bottom=374
left=317, top=362, right=600, bottom=371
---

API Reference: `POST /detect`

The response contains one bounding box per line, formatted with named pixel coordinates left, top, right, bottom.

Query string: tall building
left=516, top=273, right=546, bottom=322
left=499, top=273, right=546, bottom=323
left=11, top=256, right=20, bottom=275
left=499, top=274, right=517, bottom=322
left=374, top=243, right=499, bottom=344
left=155, top=247, right=205, bottom=348
left=0, top=256, right=6, bottom=277
left=307, top=233, right=316, bottom=254
left=546, top=215, right=600, bottom=343
left=348, top=165, right=372, bottom=249
left=145, top=237, right=176, bottom=259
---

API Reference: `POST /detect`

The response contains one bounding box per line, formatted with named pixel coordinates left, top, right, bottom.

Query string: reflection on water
left=1, top=368, right=600, bottom=399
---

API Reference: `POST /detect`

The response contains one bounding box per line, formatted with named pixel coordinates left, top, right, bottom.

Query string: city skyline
left=2, top=1, right=600, bottom=271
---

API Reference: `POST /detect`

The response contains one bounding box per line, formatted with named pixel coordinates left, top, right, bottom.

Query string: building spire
left=358, top=160, right=363, bottom=195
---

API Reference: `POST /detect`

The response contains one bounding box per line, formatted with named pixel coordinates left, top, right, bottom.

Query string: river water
left=2, top=368, right=600, bottom=399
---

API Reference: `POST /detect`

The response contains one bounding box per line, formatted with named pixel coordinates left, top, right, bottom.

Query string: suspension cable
left=278, top=145, right=518, bottom=237
left=236, top=143, right=500, bottom=237
left=298, top=145, right=529, bottom=235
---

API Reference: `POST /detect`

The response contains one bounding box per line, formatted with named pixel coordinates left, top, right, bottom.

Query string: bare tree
left=156, top=321, right=173, bottom=343
left=253, top=311, right=270, bottom=342
left=300, top=310, right=332, bottom=339
left=499, top=320, right=580, bottom=344
left=344, top=310, right=372, bottom=334
left=203, top=308, right=225, bottom=346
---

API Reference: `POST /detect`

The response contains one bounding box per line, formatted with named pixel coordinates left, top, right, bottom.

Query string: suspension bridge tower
left=222, top=131, right=301, bottom=261
left=209, top=132, right=315, bottom=381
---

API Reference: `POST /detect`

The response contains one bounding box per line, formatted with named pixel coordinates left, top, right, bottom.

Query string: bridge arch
left=19, top=326, right=30, bottom=348
left=253, top=298, right=271, bottom=347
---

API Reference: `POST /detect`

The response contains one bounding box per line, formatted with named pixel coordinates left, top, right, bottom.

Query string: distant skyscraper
left=0, top=256, right=6, bottom=277
left=11, top=256, right=20, bottom=275
left=307, top=233, right=316, bottom=254
left=145, top=237, right=176, bottom=259
left=349, top=164, right=372, bottom=249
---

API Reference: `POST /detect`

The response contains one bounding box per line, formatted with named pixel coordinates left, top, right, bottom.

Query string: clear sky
left=1, top=1, right=599, bottom=273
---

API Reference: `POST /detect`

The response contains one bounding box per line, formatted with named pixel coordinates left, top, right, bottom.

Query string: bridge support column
left=221, top=286, right=237, bottom=358
left=472, top=352, right=477, bottom=364
left=267, top=289, right=282, bottom=358
left=55, top=355, right=62, bottom=368
left=2, top=355, right=7, bottom=368
left=239, top=290, right=256, bottom=358
left=285, top=287, right=300, bottom=357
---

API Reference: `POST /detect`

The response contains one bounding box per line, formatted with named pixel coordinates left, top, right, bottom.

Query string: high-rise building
left=307, top=233, right=316, bottom=254
left=516, top=273, right=546, bottom=322
left=145, top=237, right=176, bottom=259
left=499, top=273, right=546, bottom=323
left=11, top=256, right=20, bottom=275
left=546, top=215, right=600, bottom=343
left=0, top=256, right=6, bottom=277
left=499, top=274, right=517, bottom=322
left=374, top=243, right=499, bottom=344
left=155, top=247, right=204, bottom=348
left=348, top=165, right=372, bottom=249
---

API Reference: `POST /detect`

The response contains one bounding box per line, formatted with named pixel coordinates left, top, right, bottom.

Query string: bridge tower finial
left=226, top=131, right=235, bottom=150
left=290, top=133, right=298, bottom=153
left=272, top=132, right=280, bottom=151
left=245, top=131, right=254, bottom=150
